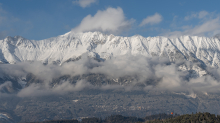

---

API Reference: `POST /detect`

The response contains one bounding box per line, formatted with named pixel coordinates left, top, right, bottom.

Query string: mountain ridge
left=0, top=31, right=220, bottom=68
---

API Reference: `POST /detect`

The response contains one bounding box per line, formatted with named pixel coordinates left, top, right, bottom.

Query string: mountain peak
left=3, top=35, right=25, bottom=42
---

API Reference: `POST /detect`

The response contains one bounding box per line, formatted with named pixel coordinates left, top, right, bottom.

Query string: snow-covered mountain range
left=1, top=31, right=220, bottom=67
left=2, top=32, right=220, bottom=122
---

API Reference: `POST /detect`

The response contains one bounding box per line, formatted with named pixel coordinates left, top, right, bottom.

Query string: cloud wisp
left=17, top=80, right=92, bottom=97
left=72, top=7, right=134, bottom=34
left=73, top=0, right=98, bottom=8
left=163, top=17, right=220, bottom=38
left=162, top=11, right=220, bottom=38
left=139, top=13, right=162, bottom=27
left=184, top=11, right=209, bottom=21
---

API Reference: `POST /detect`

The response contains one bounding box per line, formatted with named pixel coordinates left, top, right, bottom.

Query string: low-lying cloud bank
left=0, top=54, right=220, bottom=97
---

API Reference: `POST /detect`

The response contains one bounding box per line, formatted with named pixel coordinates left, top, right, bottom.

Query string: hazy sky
left=0, top=0, right=220, bottom=40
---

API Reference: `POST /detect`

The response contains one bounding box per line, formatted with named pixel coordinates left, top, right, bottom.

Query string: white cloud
left=184, top=13, right=196, bottom=21
left=72, top=7, right=134, bottom=34
left=184, top=11, right=209, bottom=20
left=198, top=11, right=209, bottom=19
left=73, top=0, right=97, bottom=8
left=139, top=13, right=162, bottom=27
left=17, top=80, right=92, bottom=97
left=163, top=17, right=220, bottom=38
left=3, top=53, right=220, bottom=97
left=186, top=18, right=220, bottom=35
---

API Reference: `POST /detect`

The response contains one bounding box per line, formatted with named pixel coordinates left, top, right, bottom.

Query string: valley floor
left=1, top=90, right=220, bottom=122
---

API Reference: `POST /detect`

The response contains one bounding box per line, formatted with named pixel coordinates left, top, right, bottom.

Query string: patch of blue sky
left=0, top=0, right=220, bottom=40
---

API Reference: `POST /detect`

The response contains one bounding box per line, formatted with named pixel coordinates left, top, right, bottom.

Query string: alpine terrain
left=1, top=31, right=220, bottom=122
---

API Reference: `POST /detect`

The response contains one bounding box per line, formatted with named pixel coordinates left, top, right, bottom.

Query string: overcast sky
left=0, top=0, right=220, bottom=40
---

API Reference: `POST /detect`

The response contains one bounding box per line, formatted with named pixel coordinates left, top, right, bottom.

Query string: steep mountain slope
left=0, top=31, right=219, bottom=68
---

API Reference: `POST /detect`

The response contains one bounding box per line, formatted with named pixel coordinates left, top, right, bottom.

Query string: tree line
left=25, top=112, right=220, bottom=123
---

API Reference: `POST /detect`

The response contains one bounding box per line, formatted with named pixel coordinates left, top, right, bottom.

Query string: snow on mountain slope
left=0, top=113, right=14, bottom=123
left=0, top=31, right=220, bottom=69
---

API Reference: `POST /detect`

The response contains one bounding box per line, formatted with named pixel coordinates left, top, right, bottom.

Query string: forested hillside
left=25, top=112, right=220, bottom=123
